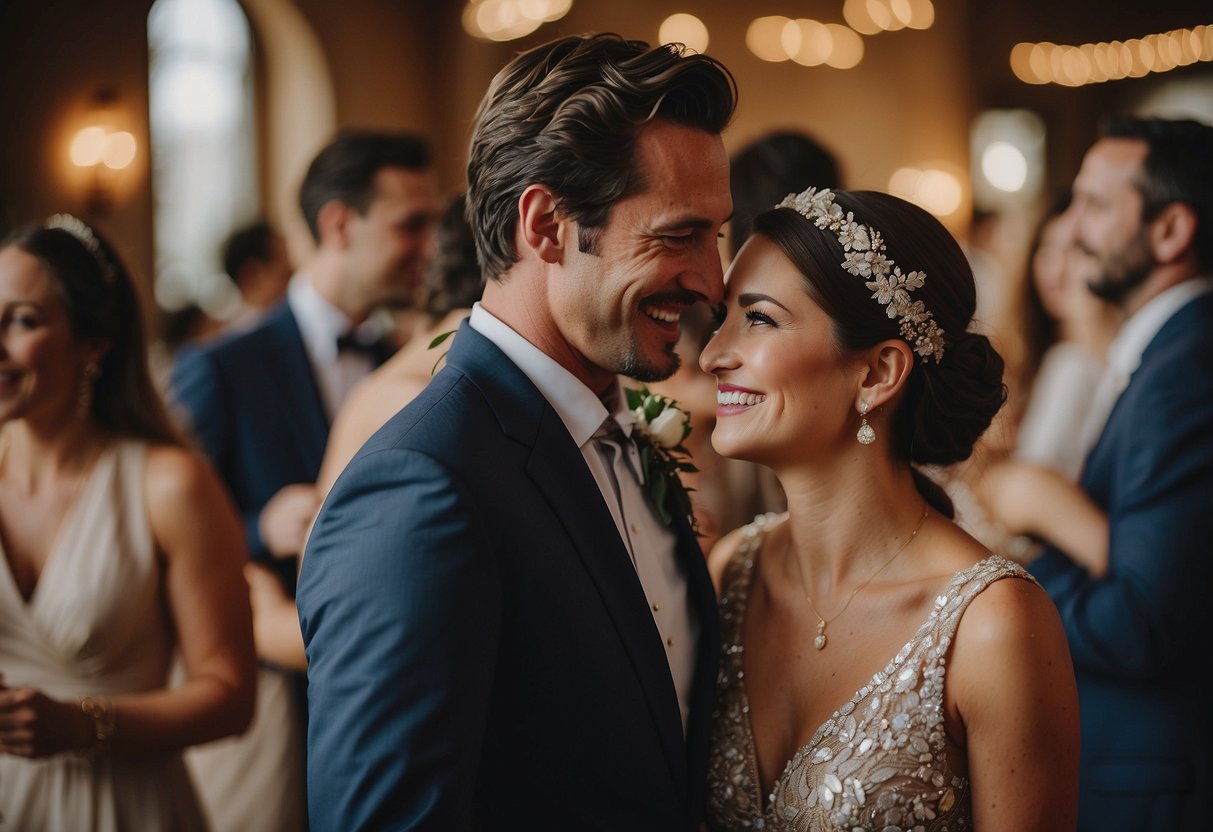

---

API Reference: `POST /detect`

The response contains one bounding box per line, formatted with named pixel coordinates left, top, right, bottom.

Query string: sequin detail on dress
left=707, top=513, right=1038, bottom=832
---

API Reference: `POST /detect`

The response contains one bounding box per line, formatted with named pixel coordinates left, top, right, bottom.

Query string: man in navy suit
left=1026, top=117, right=1213, bottom=830
left=169, top=131, right=439, bottom=831
left=298, top=34, right=736, bottom=831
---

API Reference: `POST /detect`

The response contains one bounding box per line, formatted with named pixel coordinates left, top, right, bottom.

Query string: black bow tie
left=336, top=332, right=392, bottom=362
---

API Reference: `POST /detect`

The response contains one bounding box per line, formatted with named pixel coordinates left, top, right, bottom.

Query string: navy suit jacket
left=170, top=301, right=330, bottom=562
left=298, top=322, right=720, bottom=831
left=1030, top=290, right=1213, bottom=831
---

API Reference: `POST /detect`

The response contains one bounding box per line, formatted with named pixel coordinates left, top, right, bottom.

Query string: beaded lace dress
left=707, top=514, right=1037, bottom=832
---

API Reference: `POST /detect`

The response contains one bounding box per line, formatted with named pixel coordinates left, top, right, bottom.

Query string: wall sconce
left=69, top=88, right=137, bottom=216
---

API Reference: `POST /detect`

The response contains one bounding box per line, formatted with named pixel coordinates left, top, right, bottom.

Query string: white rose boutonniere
left=625, top=385, right=699, bottom=533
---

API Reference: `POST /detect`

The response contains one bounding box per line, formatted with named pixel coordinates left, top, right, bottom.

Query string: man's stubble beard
left=618, top=334, right=681, bottom=383
left=1085, top=226, right=1154, bottom=306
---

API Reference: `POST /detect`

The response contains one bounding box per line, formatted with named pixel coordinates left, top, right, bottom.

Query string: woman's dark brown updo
left=753, top=190, right=1007, bottom=517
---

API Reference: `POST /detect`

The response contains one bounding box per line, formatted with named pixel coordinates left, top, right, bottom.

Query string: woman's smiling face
left=0, top=245, right=92, bottom=427
left=700, top=234, right=863, bottom=468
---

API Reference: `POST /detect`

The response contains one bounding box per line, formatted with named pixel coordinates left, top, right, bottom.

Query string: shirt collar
left=288, top=273, right=354, bottom=362
left=288, top=273, right=394, bottom=358
left=1107, top=276, right=1213, bottom=378
left=469, top=303, right=629, bottom=447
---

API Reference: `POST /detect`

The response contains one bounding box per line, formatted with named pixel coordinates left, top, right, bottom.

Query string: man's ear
left=517, top=185, right=564, bottom=264
left=316, top=200, right=351, bottom=250
left=856, top=339, right=914, bottom=411
left=1149, top=201, right=1197, bottom=265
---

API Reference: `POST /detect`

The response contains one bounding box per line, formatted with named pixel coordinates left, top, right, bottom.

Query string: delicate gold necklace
left=797, top=504, right=929, bottom=650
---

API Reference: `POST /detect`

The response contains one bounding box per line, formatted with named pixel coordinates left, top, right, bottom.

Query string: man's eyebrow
left=738, top=292, right=791, bottom=313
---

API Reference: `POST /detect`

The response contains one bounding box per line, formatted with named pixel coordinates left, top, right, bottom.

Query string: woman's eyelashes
left=744, top=309, right=777, bottom=327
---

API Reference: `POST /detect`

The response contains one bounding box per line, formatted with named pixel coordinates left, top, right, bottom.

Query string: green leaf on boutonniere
left=624, top=384, right=700, bottom=534
left=428, top=330, right=455, bottom=349
left=428, top=329, right=456, bottom=375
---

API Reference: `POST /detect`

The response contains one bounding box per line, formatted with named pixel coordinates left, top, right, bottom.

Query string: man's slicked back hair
left=466, top=33, right=737, bottom=281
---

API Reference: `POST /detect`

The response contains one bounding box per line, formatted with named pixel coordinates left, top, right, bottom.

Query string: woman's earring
left=77, top=363, right=100, bottom=419
left=856, top=401, right=876, bottom=445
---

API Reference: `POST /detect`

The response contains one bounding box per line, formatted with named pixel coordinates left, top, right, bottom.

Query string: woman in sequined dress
left=699, top=188, right=1079, bottom=831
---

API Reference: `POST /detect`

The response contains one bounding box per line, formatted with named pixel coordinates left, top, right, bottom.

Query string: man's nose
left=681, top=251, right=725, bottom=305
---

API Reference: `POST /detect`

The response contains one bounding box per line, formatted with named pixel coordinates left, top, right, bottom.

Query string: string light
left=746, top=1, right=928, bottom=67
left=1011, top=24, right=1213, bottom=86
left=461, top=0, right=571, bottom=42
left=659, top=13, right=709, bottom=54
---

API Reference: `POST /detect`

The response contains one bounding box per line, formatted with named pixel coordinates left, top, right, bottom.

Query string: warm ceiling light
left=866, top=0, right=892, bottom=32
left=1114, top=41, right=1133, bottom=78
left=1082, top=43, right=1107, bottom=83
left=1128, top=38, right=1152, bottom=77
left=824, top=24, right=864, bottom=69
left=1010, top=23, right=1213, bottom=86
left=1092, top=42, right=1115, bottom=79
left=517, top=0, right=571, bottom=22
left=1029, top=42, right=1053, bottom=82
left=842, top=0, right=880, bottom=35
left=1060, top=46, right=1091, bottom=86
left=463, top=0, right=568, bottom=41
left=747, top=16, right=792, bottom=62
left=787, top=19, right=832, bottom=66
left=1010, top=42, right=1041, bottom=83
left=906, top=0, right=934, bottom=30
left=887, top=0, right=912, bottom=31
left=660, top=13, right=709, bottom=53
left=889, top=167, right=963, bottom=217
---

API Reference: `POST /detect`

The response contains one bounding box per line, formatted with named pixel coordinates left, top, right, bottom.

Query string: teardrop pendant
left=814, top=619, right=828, bottom=650
left=857, top=417, right=876, bottom=445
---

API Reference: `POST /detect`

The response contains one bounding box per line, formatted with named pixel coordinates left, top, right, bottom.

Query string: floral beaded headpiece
left=45, top=213, right=116, bottom=286
left=775, top=187, right=946, bottom=363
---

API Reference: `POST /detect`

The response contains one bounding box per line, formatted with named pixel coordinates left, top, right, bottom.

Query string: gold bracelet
left=79, top=696, right=116, bottom=755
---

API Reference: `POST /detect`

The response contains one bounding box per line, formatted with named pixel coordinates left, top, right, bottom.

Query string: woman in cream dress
left=0, top=217, right=255, bottom=830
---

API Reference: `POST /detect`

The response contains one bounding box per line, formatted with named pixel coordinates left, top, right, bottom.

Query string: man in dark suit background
left=169, top=131, right=439, bottom=831
left=1026, top=117, right=1213, bottom=830
left=298, top=34, right=736, bottom=831
left=173, top=131, right=439, bottom=567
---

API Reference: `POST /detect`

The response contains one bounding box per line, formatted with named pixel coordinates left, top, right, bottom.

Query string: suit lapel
left=675, top=515, right=719, bottom=821
left=263, top=303, right=329, bottom=476
left=447, top=323, right=691, bottom=796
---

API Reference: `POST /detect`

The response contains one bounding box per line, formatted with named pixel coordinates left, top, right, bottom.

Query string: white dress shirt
left=470, top=303, right=697, bottom=733
left=1077, top=277, right=1213, bottom=453
left=1015, top=342, right=1104, bottom=482
left=287, top=274, right=389, bottom=419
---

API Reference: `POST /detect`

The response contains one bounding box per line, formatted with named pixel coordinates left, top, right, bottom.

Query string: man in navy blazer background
left=1026, top=118, right=1213, bottom=830
left=172, top=131, right=439, bottom=567
left=298, top=34, right=736, bottom=831
left=169, top=131, right=439, bottom=831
